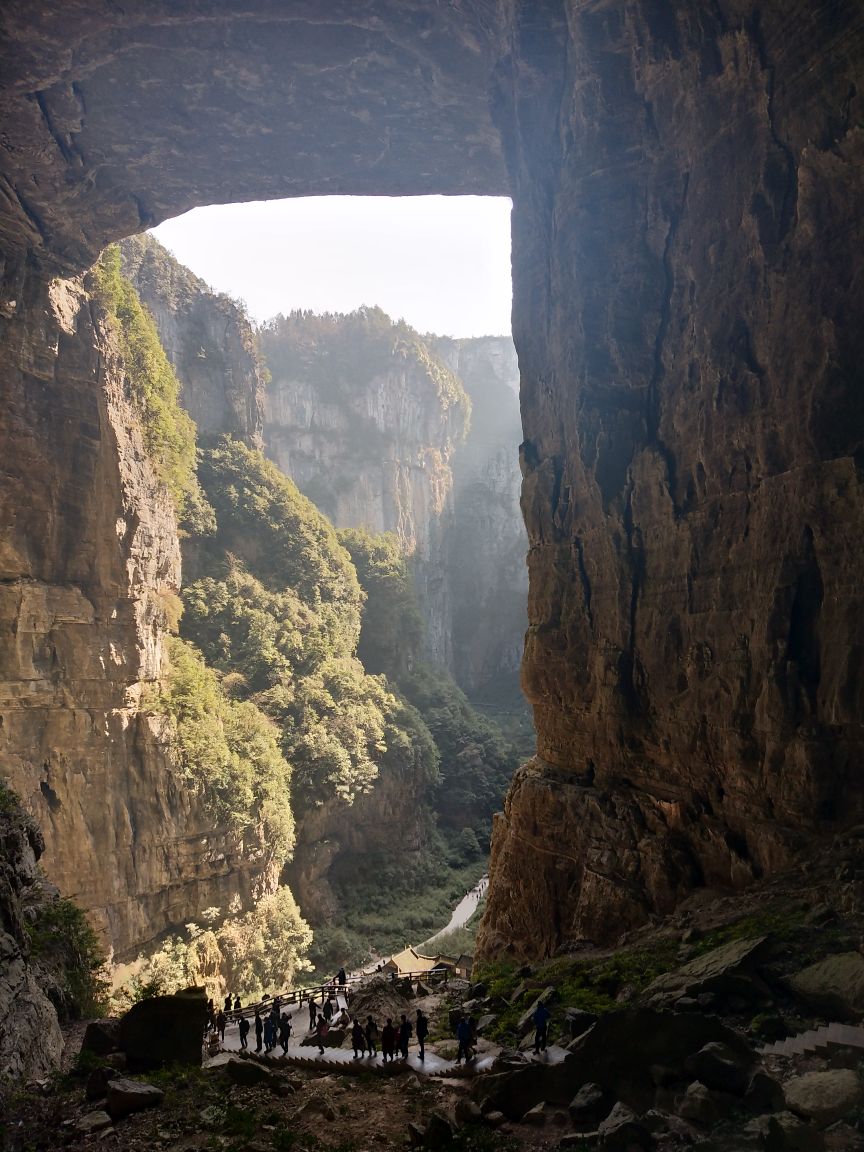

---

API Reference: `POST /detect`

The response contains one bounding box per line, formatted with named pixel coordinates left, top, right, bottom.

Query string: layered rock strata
left=479, top=0, right=864, bottom=957
left=120, top=235, right=265, bottom=448
left=0, top=270, right=277, bottom=960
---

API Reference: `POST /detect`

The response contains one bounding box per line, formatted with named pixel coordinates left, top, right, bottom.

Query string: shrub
left=27, top=897, right=109, bottom=1019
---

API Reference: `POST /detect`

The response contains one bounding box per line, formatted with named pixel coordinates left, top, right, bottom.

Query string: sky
left=150, top=196, right=513, bottom=339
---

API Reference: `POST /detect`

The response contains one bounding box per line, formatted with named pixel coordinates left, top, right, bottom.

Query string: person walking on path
left=279, top=1012, right=292, bottom=1054
left=263, top=1012, right=274, bottom=1052
left=532, top=1000, right=550, bottom=1054
left=254, top=1008, right=263, bottom=1053
left=308, top=998, right=318, bottom=1031
left=216, top=1010, right=226, bottom=1043
left=238, top=1015, right=250, bottom=1050
left=315, top=1015, right=329, bottom=1055
left=351, top=1019, right=365, bottom=1058
left=456, top=1016, right=472, bottom=1064
left=323, top=997, right=334, bottom=1023
left=337, top=966, right=347, bottom=987
left=381, top=1018, right=396, bottom=1063
left=398, top=1014, right=412, bottom=1060
left=224, top=993, right=232, bottom=1013
left=233, top=995, right=241, bottom=1012
left=365, top=1015, right=379, bottom=1056
left=415, top=1009, right=428, bottom=1061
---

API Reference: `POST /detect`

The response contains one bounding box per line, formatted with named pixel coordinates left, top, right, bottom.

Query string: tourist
left=216, top=1009, right=226, bottom=1043
left=308, top=998, right=318, bottom=1031
left=336, top=1006, right=351, bottom=1029
left=233, top=995, right=241, bottom=1012
left=532, top=1000, right=550, bottom=1054
left=315, top=1014, right=329, bottom=1055
left=456, top=1016, right=471, bottom=1064
left=279, top=1012, right=292, bottom=1054
left=254, top=1008, right=263, bottom=1052
left=365, top=1015, right=379, bottom=1056
left=351, top=1018, right=365, bottom=1058
left=323, top=997, right=334, bottom=1022
left=238, top=1014, right=250, bottom=1050
left=415, top=1009, right=428, bottom=1060
left=337, top=966, right=347, bottom=986
left=381, top=1018, right=396, bottom=1063
left=264, top=1012, right=275, bottom=1052
left=223, top=993, right=232, bottom=1012
left=398, top=1013, right=412, bottom=1059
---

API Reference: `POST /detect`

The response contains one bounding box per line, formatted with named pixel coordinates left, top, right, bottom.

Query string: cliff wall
left=120, top=235, right=265, bottom=448
left=478, top=0, right=864, bottom=958
left=0, top=269, right=278, bottom=962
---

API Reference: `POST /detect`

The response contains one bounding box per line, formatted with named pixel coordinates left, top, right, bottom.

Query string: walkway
left=212, top=1019, right=568, bottom=1079
left=421, top=875, right=487, bottom=950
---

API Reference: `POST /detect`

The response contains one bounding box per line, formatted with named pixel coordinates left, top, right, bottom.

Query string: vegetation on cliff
left=259, top=306, right=471, bottom=423
left=91, top=245, right=214, bottom=532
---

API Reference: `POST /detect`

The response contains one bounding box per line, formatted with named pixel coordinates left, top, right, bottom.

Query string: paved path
left=421, top=876, right=487, bottom=950
left=212, top=1017, right=568, bottom=1080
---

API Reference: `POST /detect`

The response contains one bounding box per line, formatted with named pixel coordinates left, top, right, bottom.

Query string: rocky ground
left=8, top=828, right=864, bottom=1151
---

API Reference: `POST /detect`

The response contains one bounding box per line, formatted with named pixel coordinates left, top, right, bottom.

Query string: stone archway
left=1, top=1, right=863, bottom=962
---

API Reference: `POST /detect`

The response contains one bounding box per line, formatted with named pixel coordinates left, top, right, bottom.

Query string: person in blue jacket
left=533, top=1000, right=550, bottom=1054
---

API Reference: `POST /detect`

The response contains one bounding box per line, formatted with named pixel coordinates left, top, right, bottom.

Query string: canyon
left=0, top=0, right=862, bottom=1073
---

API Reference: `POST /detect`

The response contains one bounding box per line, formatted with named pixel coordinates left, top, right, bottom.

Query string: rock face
left=0, top=0, right=861, bottom=981
left=0, top=794, right=64, bottom=1079
left=0, top=269, right=278, bottom=960
left=262, top=316, right=527, bottom=701
left=260, top=310, right=469, bottom=666
left=479, top=0, right=864, bottom=957
left=432, top=337, right=528, bottom=705
left=120, top=234, right=265, bottom=447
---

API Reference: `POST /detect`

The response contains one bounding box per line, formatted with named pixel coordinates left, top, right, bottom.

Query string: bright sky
left=150, top=196, right=513, bottom=338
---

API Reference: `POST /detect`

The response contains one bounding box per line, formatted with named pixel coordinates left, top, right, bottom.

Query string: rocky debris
left=745, top=1111, right=826, bottom=1151
left=566, top=1007, right=599, bottom=1039
left=786, top=953, right=864, bottom=1020
left=119, top=987, right=208, bottom=1070
left=676, top=1081, right=730, bottom=1126
left=424, top=1111, right=456, bottom=1150
left=683, top=1041, right=753, bottom=1095
left=645, top=937, right=771, bottom=1009
left=223, top=1057, right=273, bottom=1087
left=344, top=978, right=411, bottom=1026
left=81, top=1019, right=121, bottom=1057
left=300, top=1028, right=346, bottom=1049
left=745, top=1070, right=786, bottom=1114
left=783, top=1069, right=862, bottom=1127
left=454, top=1097, right=482, bottom=1124
left=484, top=1110, right=506, bottom=1127
left=297, top=1096, right=337, bottom=1122
left=597, top=1102, right=651, bottom=1150
left=570, top=1082, right=611, bottom=1128
left=106, top=1078, right=164, bottom=1121
left=74, top=1110, right=113, bottom=1135
left=522, top=1100, right=550, bottom=1125
left=85, top=1066, right=111, bottom=1102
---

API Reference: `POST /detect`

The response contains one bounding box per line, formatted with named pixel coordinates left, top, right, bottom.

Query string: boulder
left=484, top=1111, right=506, bottom=1128
left=598, top=1102, right=651, bottom=1150
left=84, top=1065, right=111, bottom=1101
left=298, top=1097, right=337, bottom=1122
left=565, top=1007, right=598, bottom=1038
left=475, top=1013, right=497, bottom=1034
left=407, top=1121, right=426, bottom=1148
left=569, top=1082, right=610, bottom=1128
left=454, top=1097, right=483, bottom=1125
left=416, top=981, right=431, bottom=998
left=677, top=1081, right=724, bottom=1126
left=475, top=1008, right=755, bottom=1118
left=684, top=1041, right=753, bottom=1095
left=118, top=988, right=207, bottom=1070
left=646, top=937, right=772, bottom=1009
left=74, top=1110, right=112, bottom=1134
left=106, top=1078, right=164, bottom=1120
left=300, top=1028, right=345, bottom=1048
left=223, top=1058, right=272, bottom=1087
left=425, top=1111, right=455, bottom=1150
left=784, top=1070, right=862, bottom=1127
left=522, top=1101, right=549, bottom=1126
left=745, top=1070, right=786, bottom=1114
left=81, top=1019, right=121, bottom=1057
left=745, top=1111, right=826, bottom=1151
left=786, top=953, right=864, bottom=1021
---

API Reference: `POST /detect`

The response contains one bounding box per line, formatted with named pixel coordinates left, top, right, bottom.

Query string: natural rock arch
left=0, top=1, right=863, bottom=962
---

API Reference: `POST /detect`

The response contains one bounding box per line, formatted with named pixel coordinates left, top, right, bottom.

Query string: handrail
left=219, top=967, right=453, bottom=1024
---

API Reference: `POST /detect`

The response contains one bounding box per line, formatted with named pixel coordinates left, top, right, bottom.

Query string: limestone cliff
left=260, top=310, right=470, bottom=666
left=120, top=234, right=264, bottom=448
left=478, top=0, right=864, bottom=959
left=0, top=269, right=278, bottom=962
left=431, top=337, right=528, bottom=709
left=0, top=793, right=64, bottom=1079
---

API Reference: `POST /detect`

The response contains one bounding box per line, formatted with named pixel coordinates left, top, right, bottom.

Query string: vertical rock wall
left=0, top=266, right=277, bottom=961
left=479, top=0, right=864, bottom=958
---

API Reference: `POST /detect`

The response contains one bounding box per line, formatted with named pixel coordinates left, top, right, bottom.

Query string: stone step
left=760, top=1022, right=864, bottom=1057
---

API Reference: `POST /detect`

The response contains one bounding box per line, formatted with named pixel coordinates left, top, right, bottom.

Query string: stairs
left=760, top=1022, right=864, bottom=1057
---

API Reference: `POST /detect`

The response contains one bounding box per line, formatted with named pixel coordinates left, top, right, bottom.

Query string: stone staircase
left=760, top=1022, right=864, bottom=1058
